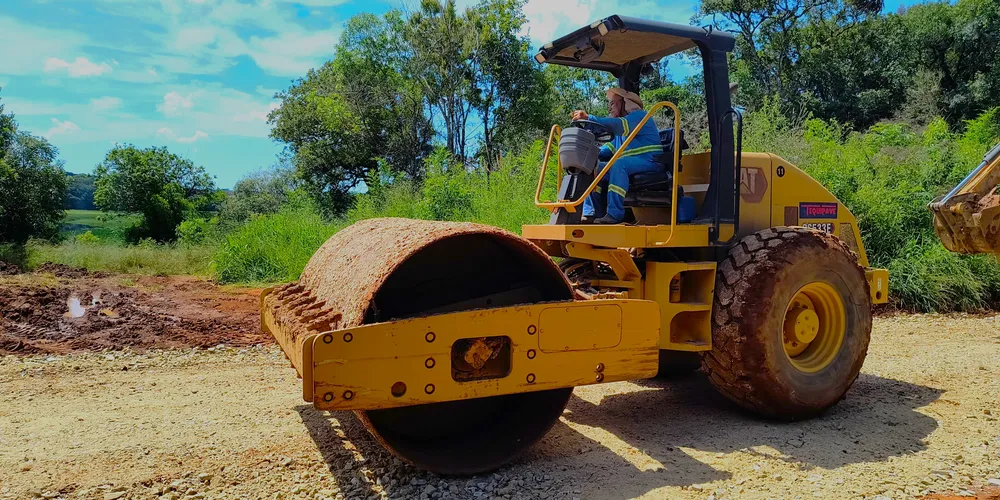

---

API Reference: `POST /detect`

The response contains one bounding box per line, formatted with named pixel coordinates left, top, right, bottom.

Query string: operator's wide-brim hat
left=606, top=87, right=643, bottom=108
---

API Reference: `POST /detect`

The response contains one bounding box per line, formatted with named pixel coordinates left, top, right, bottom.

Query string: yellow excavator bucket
left=930, top=143, right=1000, bottom=254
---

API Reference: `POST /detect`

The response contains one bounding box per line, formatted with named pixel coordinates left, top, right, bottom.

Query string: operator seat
left=624, top=128, right=689, bottom=207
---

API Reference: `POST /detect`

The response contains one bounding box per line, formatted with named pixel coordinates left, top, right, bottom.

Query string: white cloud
left=177, top=130, right=209, bottom=143
left=271, top=0, right=349, bottom=6
left=159, top=91, right=196, bottom=116
left=45, top=118, right=80, bottom=139
left=0, top=16, right=88, bottom=76
left=255, top=85, right=277, bottom=98
left=510, top=0, right=699, bottom=47
left=44, top=57, right=113, bottom=78
left=157, top=127, right=209, bottom=143
left=234, top=101, right=279, bottom=123
left=173, top=26, right=220, bottom=52
left=246, top=29, right=340, bottom=76
left=521, top=0, right=598, bottom=44
left=4, top=98, right=68, bottom=116
left=90, top=96, right=124, bottom=111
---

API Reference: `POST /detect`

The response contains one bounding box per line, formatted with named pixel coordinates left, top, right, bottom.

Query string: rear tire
left=702, top=227, right=872, bottom=419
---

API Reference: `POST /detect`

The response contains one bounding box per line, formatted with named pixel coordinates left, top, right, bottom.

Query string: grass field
left=61, top=210, right=140, bottom=241
left=2, top=209, right=215, bottom=276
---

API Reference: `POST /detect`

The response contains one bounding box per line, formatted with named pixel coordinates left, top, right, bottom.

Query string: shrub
left=213, top=207, right=340, bottom=284
left=75, top=231, right=101, bottom=244
left=177, top=217, right=218, bottom=246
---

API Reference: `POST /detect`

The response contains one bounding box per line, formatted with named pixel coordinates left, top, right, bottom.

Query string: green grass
left=25, top=240, right=214, bottom=276
left=213, top=207, right=341, bottom=284
left=61, top=209, right=141, bottom=242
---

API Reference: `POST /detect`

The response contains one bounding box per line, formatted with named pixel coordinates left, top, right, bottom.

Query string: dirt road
left=1, top=272, right=999, bottom=499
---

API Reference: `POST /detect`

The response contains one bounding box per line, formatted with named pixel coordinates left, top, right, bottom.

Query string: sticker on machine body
left=802, top=222, right=834, bottom=234
left=799, top=202, right=838, bottom=219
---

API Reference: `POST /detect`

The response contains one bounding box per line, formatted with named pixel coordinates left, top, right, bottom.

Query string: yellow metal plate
left=537, top=303, right=622, bottom=352
left=302, top=299, right=660, bottom=411
left=522, top=223, right=734, bottom=249
left=865, top=268, right=889, bottom=304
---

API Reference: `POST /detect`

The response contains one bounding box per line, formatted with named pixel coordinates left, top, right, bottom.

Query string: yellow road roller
left=262, top=15, right=889, bottom=475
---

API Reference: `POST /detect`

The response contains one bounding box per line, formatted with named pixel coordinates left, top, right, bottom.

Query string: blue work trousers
left=583, top=156, right=661, bottom=221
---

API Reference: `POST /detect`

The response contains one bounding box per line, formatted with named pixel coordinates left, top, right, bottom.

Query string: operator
left=572, top=88, right=662, bottom=224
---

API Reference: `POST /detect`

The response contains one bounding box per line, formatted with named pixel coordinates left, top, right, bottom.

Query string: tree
left=904, top=0, right=1000, bottom=126
left=791, top=13, right=915, bottom=128
left=0, top=96, right=67, bottom=243
left=700, top=0, right=898, bottom=128
left=406, top=0, right=476, bottom=159
left=270, top=1, right=555, bottom=214
left=466, top=0, right=553, bottom=171
left=545, top=65, right=617, bottom=119
left=66, top=173, right=97, bottom=210
left=269, top=12, right=434, bottom=215
left=94, top=145, right=216, bottom=242
left=218, top=163, right=301, bottom=227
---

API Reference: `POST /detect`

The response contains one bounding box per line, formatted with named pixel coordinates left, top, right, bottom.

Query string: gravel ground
left=1, top=314, right=999, bottom=500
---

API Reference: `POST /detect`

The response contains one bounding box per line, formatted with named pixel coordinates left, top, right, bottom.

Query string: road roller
left=261, top=15, right=889, bottom=475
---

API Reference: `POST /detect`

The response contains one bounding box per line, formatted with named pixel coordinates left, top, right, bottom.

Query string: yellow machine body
left=521, top=111, right=888, bottom=356
left=262, top=294, right=660, bottom=411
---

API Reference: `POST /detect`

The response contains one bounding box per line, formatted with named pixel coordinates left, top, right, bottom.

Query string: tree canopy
left=703, top=0, right=1000, bottom=129
left=0, top=96, right=67, bottom=244
left=269, top=0, right=551, bottom=215
left=94, top=145, right=216, bottom=242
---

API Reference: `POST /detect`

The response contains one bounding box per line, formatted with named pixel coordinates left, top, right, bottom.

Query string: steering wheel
left=570, top=119, right=614, bottom=143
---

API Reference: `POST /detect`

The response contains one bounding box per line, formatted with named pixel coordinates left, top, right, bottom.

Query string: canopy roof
left=535, top=15, right=736, bottom=72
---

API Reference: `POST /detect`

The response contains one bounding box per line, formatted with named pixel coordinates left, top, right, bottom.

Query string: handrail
left=713, top=108, right=743, bottom=246
left=535, top=102, right=682, bottom=229
left=534, top=124, right=563, bottom=207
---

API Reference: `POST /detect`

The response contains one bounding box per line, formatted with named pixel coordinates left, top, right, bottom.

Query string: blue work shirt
left=591, top=110, right=663, bottom=161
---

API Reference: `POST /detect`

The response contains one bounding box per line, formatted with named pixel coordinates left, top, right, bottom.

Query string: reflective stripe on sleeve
left=608, top=184, right=627, bottom=197
left=620, top=144, right=664, bottom=157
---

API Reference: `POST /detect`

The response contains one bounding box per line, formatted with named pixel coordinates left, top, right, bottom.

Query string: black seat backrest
left=658, top=128, right=689, bottom=153
left=651, top=128, right=689, bottom=170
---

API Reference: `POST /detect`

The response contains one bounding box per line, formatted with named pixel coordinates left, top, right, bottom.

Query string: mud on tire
left=702, top=226, right=872, bottom=419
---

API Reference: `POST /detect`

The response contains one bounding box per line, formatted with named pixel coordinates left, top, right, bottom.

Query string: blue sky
left=0, top=0, right=922, bottom=188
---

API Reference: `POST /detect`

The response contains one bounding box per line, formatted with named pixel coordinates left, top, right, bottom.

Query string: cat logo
left=740, top=167, right=768, bottom=203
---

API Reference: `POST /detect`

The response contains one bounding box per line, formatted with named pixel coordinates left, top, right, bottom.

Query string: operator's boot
left=594, top=215, right=623, bottom=224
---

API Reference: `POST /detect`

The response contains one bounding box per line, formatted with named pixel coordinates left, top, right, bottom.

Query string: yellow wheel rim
left=782, top=281, right=846, bottom=373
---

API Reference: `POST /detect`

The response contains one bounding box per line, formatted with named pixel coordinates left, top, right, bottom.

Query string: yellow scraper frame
left=262, top=290, right=661, bottom=411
